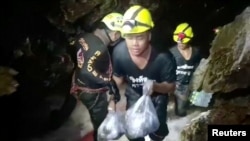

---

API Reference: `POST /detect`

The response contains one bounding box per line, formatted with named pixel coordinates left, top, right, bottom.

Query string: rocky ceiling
left=2, top=0, right=250, bottom=60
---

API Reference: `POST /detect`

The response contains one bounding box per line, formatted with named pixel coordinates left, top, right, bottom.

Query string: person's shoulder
left=154, top=49, right=176, bottom=68
left=113, top=40, right=127, bottom=54
left=169, top=45, right=177, bottom=53
left=158, top=50, right=175, bottom=60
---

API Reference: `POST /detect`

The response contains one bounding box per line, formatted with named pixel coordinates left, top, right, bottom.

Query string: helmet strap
left=177, top=24, right=191, bottom=41
left=104, top=29, right=112, bottom=43
left=130, top=6, right=144, bottom=19
left=122, top=6, right=145, bottom=29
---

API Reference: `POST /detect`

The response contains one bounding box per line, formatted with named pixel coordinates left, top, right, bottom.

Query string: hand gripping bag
left=125, top=84, right=160, bottom=139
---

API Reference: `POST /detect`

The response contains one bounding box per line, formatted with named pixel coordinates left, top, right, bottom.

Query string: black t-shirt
left=112, top=41, right=176, bottom=95
left=74, top=33, right=112, bottom=88
left=169, top=46, right=202, bottom=85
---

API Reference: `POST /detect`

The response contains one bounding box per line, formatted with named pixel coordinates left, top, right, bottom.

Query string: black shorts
left=78, top=92, right=108, bottom=130
left=174, top=83, right=190, bottom=116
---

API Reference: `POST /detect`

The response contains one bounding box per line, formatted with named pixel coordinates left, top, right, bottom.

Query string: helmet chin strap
left=109, top=38, right=122, bottom=47
left=104, top=29, right=112, bottom=43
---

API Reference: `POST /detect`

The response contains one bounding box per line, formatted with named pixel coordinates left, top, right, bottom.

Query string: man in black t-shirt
left=170, top=23, right=202, bottom=116
left=113, top=5, right=176, bottom=141
left=70, top=12, right=123, bottom=141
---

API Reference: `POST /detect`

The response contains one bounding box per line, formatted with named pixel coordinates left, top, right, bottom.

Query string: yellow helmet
left=121, top=5, right=154, bottom=35
left=173, top=23, right=194, bottom=44
left=101, top=12, right=123, bottom=31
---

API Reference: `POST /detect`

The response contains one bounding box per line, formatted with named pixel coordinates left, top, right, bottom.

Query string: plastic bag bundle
left=97, top=111, right=125, bottom=141
left=190, top=90, right=213, bottom=107
left=125, top=88, right=160, bottom=139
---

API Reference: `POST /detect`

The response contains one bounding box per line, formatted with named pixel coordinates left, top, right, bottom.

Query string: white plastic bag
left=190, top=90, right=213, bottom=107
left=97, top=110, right=125, bottom=141
left=125, top=82, right=160, bottom=139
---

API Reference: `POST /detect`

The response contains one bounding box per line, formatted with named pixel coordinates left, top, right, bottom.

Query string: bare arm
left=112, top=75, right=125, bottom=90
left=153, top=52, right=177, bottom=95
left=108, top=76, right=124, bottom=110
left=153, top=81, right=176, bottom=94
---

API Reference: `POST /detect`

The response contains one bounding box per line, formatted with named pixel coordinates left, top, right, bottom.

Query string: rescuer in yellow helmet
left=68, top=12, right=123, bottom=141
left=170, top=23, right=202, bottom=117
left=112, top=5, right=177, bottom=141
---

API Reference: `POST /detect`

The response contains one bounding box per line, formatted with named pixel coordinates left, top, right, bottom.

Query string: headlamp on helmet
left=122, top=19, right=152, bottom=32
left=121, top=5, right=154, bottom=35
left=178, top=32, right=186, bottom=40
left=173, top=23, right=194, bottom=44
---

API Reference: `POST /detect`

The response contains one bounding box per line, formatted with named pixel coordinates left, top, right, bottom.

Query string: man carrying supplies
left=70, top=12, right=123, bottom=141
left=112, top=5, right=176, bottom=141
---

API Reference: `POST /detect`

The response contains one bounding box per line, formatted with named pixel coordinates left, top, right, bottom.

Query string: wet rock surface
left=0, top=67, right=19, bottom=96
left=191, top=6, right=250, bottom=93
left=181, top=6, right=250, bottom=141
left=47, top=0, right=162, bottom=33
left=181, top=93, right=250, bottom=141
